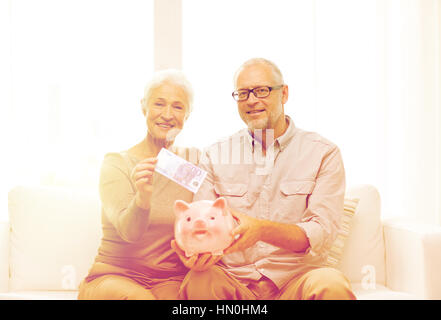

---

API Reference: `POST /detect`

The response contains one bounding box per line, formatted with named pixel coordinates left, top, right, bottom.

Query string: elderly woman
left=78, top=69, right=200, bottom=300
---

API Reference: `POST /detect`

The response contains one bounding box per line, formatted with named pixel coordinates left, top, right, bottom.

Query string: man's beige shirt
left=194, top=116, right=346, bottom=289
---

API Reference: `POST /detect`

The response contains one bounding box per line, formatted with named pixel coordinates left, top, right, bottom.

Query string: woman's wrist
left=135, top=192, right=151, bottom=210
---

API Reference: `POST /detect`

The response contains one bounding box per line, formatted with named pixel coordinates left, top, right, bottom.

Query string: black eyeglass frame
left=232, top=84, right=284, bottom=101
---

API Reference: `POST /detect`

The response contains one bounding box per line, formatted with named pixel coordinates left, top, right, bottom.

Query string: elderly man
left=173, top=58, right=356, bottom=300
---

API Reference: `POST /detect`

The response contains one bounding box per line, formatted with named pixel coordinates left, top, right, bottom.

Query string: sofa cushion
left=336, top=185, right=386, bottom=285
left=0, top=221, right=9, bottom=292
left=0, top=290, right=78, bottom=300
left=351, top=283, right=418, bottom=300
left=325, top=198, right=358, bottom=267
left=8, top=185, right=102, bottom=291
left=6, top=184, right=385, bottom=293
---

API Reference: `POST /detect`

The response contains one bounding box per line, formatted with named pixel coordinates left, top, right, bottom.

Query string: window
left=180, top=0, right=316, bottom=149
left=7, top=0, right=153, bottom=188
left=1, top=0, right=153, bottom=220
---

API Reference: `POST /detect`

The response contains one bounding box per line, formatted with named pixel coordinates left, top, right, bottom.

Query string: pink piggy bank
left=174, top=197, right=236, bottom=257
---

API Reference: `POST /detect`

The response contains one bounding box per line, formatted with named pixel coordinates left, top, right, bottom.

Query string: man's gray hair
left=141, top=69, right=194, bottom=118
left=233, top=57, right=284, bottom=88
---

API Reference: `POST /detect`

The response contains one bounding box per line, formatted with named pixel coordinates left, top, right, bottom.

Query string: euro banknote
left=155, top=148, right=207, bottom=193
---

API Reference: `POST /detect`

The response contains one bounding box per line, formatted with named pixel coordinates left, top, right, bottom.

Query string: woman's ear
left=141, top=98, right=147, bottom=117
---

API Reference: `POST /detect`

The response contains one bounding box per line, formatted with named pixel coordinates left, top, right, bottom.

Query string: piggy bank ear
left=212, top=197, right=227, bottom=214
left=174, top=200, right=190, bottom=217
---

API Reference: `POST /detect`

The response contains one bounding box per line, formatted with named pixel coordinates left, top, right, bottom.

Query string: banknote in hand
left=155, top=148, right=207, bottom=193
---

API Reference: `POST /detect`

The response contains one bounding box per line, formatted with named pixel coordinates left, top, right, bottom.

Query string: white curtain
left=0, top=0, right=13, bottom=221
left=315, top=0, right=441, bottom=224
left=376, top=0, right=440, bottom=224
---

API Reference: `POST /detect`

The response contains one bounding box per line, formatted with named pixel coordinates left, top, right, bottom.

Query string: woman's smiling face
left=145, top=81, right=190, bottom=142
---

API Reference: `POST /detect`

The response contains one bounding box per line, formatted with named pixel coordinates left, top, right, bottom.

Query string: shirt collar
left=277, top=115, right=296, bottom=152
left=245, top=115, right=296, bottom=152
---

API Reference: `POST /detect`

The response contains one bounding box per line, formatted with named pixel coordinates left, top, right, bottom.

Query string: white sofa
left=1, top=184, right=441, bottom=300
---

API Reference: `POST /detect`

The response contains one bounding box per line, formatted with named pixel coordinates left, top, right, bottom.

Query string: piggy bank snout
left=193, top=218, right=207, bottom=229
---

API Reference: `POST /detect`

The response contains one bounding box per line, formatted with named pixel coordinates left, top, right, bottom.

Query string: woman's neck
left=128, top=134, right=174, bottom=160
left=144, top=133, right=174, bottom=156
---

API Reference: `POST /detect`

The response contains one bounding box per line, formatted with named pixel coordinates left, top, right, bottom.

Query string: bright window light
left=181, top=0, right=380, bottom=188
left=180, top=0, right=316, bottom=149
left=7, top=0, right=153, bottom=190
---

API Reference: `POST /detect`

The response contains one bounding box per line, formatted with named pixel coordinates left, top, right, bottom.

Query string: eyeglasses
left=232, top=85, right=284, bottom=102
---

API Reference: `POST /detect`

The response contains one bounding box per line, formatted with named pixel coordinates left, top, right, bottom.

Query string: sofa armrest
left=383, top=218, right=441, bottom=299
left=0, top=220, right=9, bottom=292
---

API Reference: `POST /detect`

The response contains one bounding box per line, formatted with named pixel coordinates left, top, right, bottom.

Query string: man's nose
left=246, top=91, right=259, bottom=105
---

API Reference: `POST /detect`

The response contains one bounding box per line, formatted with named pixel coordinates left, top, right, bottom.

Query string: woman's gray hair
left=141, top=69, right=194, bottom=118
left=233, top=57, right=284, bottom=88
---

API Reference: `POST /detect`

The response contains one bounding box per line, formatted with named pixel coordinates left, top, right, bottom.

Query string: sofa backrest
left=8, top=185, right=102, bottom=291
left=6, top=184, right=386, bottom=291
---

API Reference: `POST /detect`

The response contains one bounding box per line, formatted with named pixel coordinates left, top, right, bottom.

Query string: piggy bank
left=174, top=197, right=236, bottom=257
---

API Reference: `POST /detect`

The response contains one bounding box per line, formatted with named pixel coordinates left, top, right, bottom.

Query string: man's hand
left=224, top=208, right=264, bottom=254
left=170, top=240, right=222, bottom=272
left=226, top=208, right=311, bottom=254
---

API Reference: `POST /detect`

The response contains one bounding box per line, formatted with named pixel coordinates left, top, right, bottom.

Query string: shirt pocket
left=277, top=180, right=316, bottom=222
left=214, top=182, right=249, bottom=210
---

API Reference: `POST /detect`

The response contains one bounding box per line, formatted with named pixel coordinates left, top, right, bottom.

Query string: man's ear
left=213, top=197, right=228, bottom=215
left=174, top=200, right=190, bottom=217
left=281, top=84, right=289, bottom=105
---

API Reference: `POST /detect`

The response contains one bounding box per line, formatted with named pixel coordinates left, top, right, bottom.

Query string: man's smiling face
left=235, top=62, right=288, bottom=134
